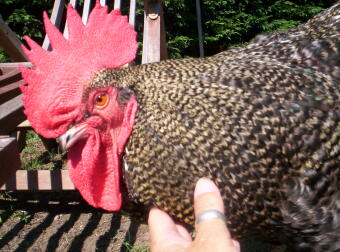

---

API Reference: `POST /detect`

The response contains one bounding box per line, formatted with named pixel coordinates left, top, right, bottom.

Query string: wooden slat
left=0, top=66, right=18, bottom=75
left=0, top=137, right=20, bottom=187
left=42, top=0, right=66, bottom=50
left=142, top=0, right=167, bottom=64
left=0, top=68, right=21, bottom=87
left=82, top=0, right=92, bottom=24
left=70, top=0, right=77, bottom=6
left=16, top=128, right=27, bottom=152
left=114, top=0, right=121, bottom=9
left=129, top=0, right=137, bottom=27
left=0, top=80, right=24, bottom=104
left=0, top=80, right=24, bottom=95
left=17, top=119, right=31, bottom=128
left=0, top=170, right=75, bottom=190
left=60, top=170, right=75, bottom=190
left=0, top=94, right=25, bottom=134
left=0, top=16, right=27, bottom=62
left=0, top=62, right=32, bottom=68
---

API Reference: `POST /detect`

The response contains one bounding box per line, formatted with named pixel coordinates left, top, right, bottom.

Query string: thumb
left=191, top=178, right=239, bottom=251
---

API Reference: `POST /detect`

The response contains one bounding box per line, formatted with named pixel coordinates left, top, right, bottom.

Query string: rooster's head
left=20, top=1, right=138, bottom=211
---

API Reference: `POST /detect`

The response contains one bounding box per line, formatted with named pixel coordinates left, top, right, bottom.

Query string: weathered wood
left=42, top=0, right=66, bottom=50
left=17, top=119, right=31, bottom=128
left=0, top=16, right=27, bottom=62
left=0, top=80, right=24, bottom=105
left=0, top=137, right=20, bottom=187
left=114, top=0, right=122, bottom=9
left=129, top=0, right=136, bottom=27
left=0, top=68, right=22, bottom=87
left=82, top=0, right=92, bottom=24
left=0, top=62, right=32, bottom=68
left=142, top=0, right=167, bottom=64
left=0, top=79, right=23, bottom=95
left=0, top=67, right=13, bottom=75
left=16, top=128, right=27, bottom=152
left=0, top=66, right=18, bottom=75
left=0, top=170, right=75, bottom=190
left=70, top=0, right=77, bottom=6
left=0, top=94, right=25, bottom=134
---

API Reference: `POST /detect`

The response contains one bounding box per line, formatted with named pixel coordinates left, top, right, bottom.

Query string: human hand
left=148, top=178, right=240, bottom=252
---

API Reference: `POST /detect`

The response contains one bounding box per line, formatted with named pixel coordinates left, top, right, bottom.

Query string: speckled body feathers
left=88, top=3, right=340, bottom=251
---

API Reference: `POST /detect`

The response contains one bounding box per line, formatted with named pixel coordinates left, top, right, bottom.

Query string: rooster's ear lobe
left=124, top=97, right=138, bottom=126
left=118, top=97, right=138, bottom=154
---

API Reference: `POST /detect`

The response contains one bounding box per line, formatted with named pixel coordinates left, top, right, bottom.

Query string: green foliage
left=122, top=241, right=150, bottom=252
left=200, top=0, right=336, bottom=55
left=0, top=0, right=337, bottom=60
left=163, top=0, right=198, bottom=58
left=0, top=0, right=52, bottom=44
left=21, top=130, right=66, bottom=170
left=6, top=8, right=43, bottom=39
left=0, top=48, right=11, bottom=63
left=12, top=210, right=32, bottom=223
left=167, top=36, right=194, bottom=59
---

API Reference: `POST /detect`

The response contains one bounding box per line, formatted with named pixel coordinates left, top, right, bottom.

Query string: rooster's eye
left=94, top=93, right=109, bottom=109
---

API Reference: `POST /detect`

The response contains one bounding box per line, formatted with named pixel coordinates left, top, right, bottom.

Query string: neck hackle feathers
left=20, top=2, right=138, bottom=138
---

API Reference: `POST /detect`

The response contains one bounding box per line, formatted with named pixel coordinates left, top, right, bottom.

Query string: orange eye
left=95, top=93, right=109, bottom=109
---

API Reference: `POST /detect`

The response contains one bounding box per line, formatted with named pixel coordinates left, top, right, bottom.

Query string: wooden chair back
left=0, top=0, right=167, bottom=190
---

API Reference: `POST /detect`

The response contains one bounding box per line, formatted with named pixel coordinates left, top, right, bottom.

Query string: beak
left=57, top=124, right=88, bottom=152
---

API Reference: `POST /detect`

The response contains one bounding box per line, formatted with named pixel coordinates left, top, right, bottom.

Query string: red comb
left=20, top=1, right=137, bottom=138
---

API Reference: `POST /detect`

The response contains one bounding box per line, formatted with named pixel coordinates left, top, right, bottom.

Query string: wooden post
left=0, top=137, right=20, bottom=187
left=142, top=0, right=167, bottom=64
left=0, top=17, right=27, bottom=62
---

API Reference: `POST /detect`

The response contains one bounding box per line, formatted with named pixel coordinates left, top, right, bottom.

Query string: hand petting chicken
left=20, top=1, right=339, bottom=251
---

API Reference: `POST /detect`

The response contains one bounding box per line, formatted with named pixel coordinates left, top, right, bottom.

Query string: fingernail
left=194, top=177, right=220, bottom=198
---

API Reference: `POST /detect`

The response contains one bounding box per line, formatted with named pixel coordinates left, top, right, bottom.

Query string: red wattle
left=68, top=128, right=122, bottom=211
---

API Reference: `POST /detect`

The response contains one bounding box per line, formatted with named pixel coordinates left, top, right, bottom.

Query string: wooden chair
left=0, top=0, right=167, bottom=191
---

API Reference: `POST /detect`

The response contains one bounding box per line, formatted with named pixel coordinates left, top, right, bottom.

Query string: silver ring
left=196, top=209, right=226, bottom=224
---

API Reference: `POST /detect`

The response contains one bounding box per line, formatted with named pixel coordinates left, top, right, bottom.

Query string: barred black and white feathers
left=85, top=3, right=340, bottom=251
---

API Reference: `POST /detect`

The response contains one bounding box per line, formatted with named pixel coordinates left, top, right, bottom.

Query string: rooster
left=20, top=2, right=339, bottom=251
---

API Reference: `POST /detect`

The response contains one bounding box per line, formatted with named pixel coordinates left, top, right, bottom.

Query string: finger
left=193, top=178, right=236, bottom=249
left=175, top=224, right=192, bottom=242
left=148, top=207, right=190, bottom=252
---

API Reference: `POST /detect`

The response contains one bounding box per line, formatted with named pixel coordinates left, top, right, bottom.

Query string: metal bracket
left=145, top=0, right=160, bottom=20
